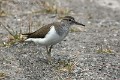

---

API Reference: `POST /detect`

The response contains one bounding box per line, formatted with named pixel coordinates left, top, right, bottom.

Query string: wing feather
left=22, top=22, right=60, bottom=38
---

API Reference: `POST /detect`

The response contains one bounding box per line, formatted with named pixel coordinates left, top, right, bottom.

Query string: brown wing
left=22, top=23, right=55, bottom=38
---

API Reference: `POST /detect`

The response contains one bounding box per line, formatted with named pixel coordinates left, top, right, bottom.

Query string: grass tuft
left=0, top=72, right=6, bottom=79
left=0, top=22, right=24, bottom=47
left=56, top=59, right=76, bottom=74
left=96, top=44, right=113, bottom=54
left=32, top=1, right=70, bottom=15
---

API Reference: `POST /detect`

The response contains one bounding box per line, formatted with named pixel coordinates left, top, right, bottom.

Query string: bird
left=22, top=16, right=85, bottom=60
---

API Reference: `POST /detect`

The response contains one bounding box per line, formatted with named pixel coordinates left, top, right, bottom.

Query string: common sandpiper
left=22, top=16, right=85, bottom=60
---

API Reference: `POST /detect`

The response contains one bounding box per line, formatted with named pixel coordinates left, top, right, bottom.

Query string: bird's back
left=22, top=22, right=60, bottom=38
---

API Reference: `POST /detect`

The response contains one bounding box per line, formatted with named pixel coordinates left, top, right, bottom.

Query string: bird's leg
left=46, top=46, right=49, bottom=54
left=48, top=45, right=53, bottom=55
left=46, top=45, right=53, bottom=62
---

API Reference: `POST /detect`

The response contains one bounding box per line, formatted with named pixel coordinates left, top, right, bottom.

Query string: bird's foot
left=46, top=55, right=54, bottom=64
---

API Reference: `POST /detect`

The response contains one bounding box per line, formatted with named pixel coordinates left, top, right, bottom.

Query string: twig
left=19, top=26, right=22, bottom=34
left=6, top=24, right=15, bottom=34
left=0, top=22, right=14, bottom=36
left=28, top=14, right=32, bottom=33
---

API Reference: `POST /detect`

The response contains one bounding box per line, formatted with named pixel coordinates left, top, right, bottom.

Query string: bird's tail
left=20, top=33, right=31, bottom=40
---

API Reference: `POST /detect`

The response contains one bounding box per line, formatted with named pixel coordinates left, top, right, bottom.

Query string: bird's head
left=61, top=16, right=85, bottom=26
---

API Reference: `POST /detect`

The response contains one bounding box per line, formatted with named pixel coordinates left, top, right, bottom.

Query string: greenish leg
left=46, top=45, right=53, bottom=62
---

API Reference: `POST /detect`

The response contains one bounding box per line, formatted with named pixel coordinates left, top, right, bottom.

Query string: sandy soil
left=0, top=0, right=120, bottom=80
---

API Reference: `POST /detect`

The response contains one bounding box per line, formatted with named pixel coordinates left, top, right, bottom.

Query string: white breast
left=25, top=26, right=66, bottom=46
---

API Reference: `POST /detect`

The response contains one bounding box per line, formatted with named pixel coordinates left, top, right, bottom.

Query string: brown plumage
left=22, top=22, right=61, bottom=38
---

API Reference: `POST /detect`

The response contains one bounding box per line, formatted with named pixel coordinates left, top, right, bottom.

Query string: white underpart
left=25, top=26, right=65, bottom=46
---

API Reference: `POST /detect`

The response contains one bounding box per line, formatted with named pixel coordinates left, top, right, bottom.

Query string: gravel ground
left=0, top=0, right=120, bottom=80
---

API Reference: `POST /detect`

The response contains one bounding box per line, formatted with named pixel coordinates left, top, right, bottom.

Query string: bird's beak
left=74, top=21, right=85, bottom=26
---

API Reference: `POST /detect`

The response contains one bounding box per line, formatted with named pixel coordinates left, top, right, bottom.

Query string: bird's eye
left=69, top=19, right=72, bottom=21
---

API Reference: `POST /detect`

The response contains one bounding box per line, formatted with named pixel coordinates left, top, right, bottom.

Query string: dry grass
left=40, top=1, right=70, bottom=14
left=32, top=1, right=70, bottom=16
left=0, top=22, right=23, bottom=47
left=0, top=72, right=6, bottom=79
left=96, top=44, right=113, bottom=54
left=0, top=10, right=7, bottom=17
left=0, top=0, right=8, bottom=17
left=51, top=59, right=76, bottom=80
left=55, top=59, right=76, bottom=74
